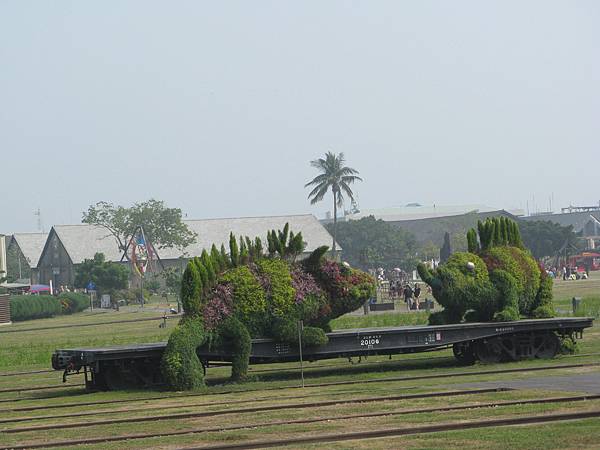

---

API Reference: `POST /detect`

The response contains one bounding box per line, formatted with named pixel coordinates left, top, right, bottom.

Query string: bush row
left=9, top=293, right=89, bottom=322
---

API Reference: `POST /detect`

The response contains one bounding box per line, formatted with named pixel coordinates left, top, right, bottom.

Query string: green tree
left=305, top=152, right=362, bottom=254
left=74, top=253, right=129, bottom=295
left=327, top=216, right=418, bottom=270
left=82, top=199, right=196, bottom=253
left=518, top=220, right=580, bottom=259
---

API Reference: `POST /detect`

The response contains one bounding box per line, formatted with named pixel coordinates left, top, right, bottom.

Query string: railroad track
left=2, top=361, right=598, bottom=409
left=0, top=387, right=511, bottom=433
left=3, top=393, right=600, bottom=449
left=0, top=387, right=387, bottom=423
left=181, top=409, right=600, bottom=450
left=0, top=384, right=83, bottom=395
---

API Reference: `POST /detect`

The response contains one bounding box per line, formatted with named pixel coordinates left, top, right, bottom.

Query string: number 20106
left=360, top=337, right=380, bottom=346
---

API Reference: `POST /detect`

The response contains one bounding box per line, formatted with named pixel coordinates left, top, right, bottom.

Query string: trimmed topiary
left=418, top=217, right=554, bottom=325
left=161, top=224, right=376, bottom=389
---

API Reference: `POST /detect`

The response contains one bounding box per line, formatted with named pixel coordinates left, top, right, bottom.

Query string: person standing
left=403, top=284, right=413, bottom=310
left=413, top=284, right=421, bottom=310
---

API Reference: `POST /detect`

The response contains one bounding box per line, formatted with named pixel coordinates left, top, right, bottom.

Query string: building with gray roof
left=5, top=232, right=48, bottom=283
left=36, top=214, right=338, bottom=287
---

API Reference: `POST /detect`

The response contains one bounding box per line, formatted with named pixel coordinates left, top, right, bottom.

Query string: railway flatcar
left=52, top=317, right=593, bottom=390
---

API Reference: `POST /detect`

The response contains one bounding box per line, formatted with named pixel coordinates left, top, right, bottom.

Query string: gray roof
left=161, top=214, right=337, bottom=259
left=521, top=211, right=600, bottom=233
left=346, top=204, right=525, bottom=222
left=53, top=225, right=122, bottom=264
left=51, top=214, right=337, bottom=263
left=10, top=233, right=48, bottom=267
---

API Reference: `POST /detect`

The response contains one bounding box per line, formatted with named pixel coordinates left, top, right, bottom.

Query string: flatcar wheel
left=475, top=338, right=503, bottom=363
left=453, top=342, right=476, bottom=365
left=534, top=333, right=559, bottom=359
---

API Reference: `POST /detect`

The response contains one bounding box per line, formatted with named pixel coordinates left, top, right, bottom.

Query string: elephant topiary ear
left=303, top=246, right=329, bottom=273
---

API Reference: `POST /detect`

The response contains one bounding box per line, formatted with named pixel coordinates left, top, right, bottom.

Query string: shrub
left=9, top=295, right=62, bottom=321
left=256, top=259, right=295, bottom=318
left=160, top=319, right=207, bottom=390
left=59, top=292, right=90, bottom=314
left=221, top=266, right=267, bottom=334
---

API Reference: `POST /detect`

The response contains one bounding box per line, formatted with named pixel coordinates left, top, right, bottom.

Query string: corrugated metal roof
left=345, top=204, right=500, bottom=222
left=10, top=233, right=48, bottom=267
left=161, top=214, right=338, bottom=259
left=51, top=215, right=337, bottom=263
left=53, top=225, right=122, bottom=264
left=521, top=211, right=600, bottom=233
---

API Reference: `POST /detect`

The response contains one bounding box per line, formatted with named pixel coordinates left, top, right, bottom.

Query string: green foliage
left=215, top=316, right=251, bottom=381
left=519, top=220, right=579, bottom=259
left=305, top=152, right=363, bottom=254
left=229, top=232, right=239, bottom=267
left=10, top=295, right=62, bottom=321
left=200, top=250, right=216, bottom=285
left=440, top=232, right=452, bottom=263
left=558, top=334, right=579, bottom=354
left=265, top=224, right=306, bottom=260
left=163, top=224, right=377, bottom=390
left=421, top=217, right=554, bottom=324
left=160, top=319, right=206, bottom=390
left=162, top=266, right=182, bottom=295
left=82, top=199, right=196, bottom=252
left=327, top=216, right=418, bottom=271
left=74, top=253, right=129, bottom=295
left=220, top=244, right=229, bottom=268
left=181, top=262, right=202, bottom=317
left=144, top=274, right=161, bottom=294
left=483, top=246, right=541, bottom=314
left=467, top=228, right=479, bottom=253
left=256, top=259, right=295, bottom=318
left=222, top=266, right=267, bottom=334
left=58, top=292, right=90, bottom=314
left=303, top=246, right=329, bottom=273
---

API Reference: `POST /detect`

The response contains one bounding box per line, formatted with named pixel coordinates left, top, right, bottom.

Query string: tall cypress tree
left=181, top=262, right=202, bottom=316
left=229, top=232, right=239, bottom=267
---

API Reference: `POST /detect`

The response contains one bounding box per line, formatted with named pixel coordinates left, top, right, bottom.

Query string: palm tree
left=305, top=152, right=363, bottom=254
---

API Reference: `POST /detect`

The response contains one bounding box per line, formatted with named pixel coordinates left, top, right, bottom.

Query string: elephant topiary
left=417, top=217, right=554, bottom=325
left=161, top=224, right=376, bottom=390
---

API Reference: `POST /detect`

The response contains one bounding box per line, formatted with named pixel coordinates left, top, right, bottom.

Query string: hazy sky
left=1, top=1, right=598, bottom=233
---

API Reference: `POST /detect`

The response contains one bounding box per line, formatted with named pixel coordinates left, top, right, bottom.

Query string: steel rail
left=179, top=409, right=600, bottom=450
left=0, top=387, right=388, bottom=424
left=0, top=387, right=511, bottom=433
left=3, top=394, right=600, bottom=449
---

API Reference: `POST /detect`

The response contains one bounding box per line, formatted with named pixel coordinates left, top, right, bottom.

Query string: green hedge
left=10, top=296, right=62, bottom=321
left=58, top=293, right=90, bottom=315
left=10, top=293, right=90, bottom=322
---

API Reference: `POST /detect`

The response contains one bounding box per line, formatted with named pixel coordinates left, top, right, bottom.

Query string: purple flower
left=290, top=265, right=323, bottom=304
left=202, top=283, right=234, bottom=330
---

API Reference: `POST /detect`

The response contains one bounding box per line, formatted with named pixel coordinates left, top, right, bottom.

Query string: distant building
left=5, top=233, right=48, bottom=283
left=36, top=214, right=339, bottom=287
left=344, top=204, right=525, bottom=223
left=521, top=211, right=600, bottom=249
left=341, top=204, right=521, bottom=247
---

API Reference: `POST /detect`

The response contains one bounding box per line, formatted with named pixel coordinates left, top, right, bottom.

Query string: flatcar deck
left=51, top=317, right=593, bottom=390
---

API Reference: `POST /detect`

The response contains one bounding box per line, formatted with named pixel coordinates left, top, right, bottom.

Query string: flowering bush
left=163, top=233, right=377, bottom=390
left=290, top=264, right=323, bottom=304
left=202, top=284, right=233, bottom=331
